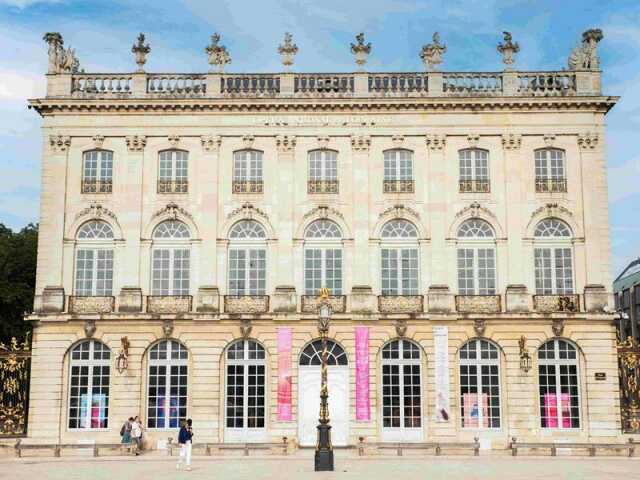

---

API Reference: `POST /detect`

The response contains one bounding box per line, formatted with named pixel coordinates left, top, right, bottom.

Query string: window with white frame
left=151, top=220, right=191, bottom=296
left=75, top=221, right=114, bottom=296
left=381, top=339, right=422, bottom=431
left=68, top=340, right=110, bottom=430
left=158, top=150, right=188, bottom=193
left=147, top=340, right=188, bottom=429
left=459, top=149, right=490, bottom=193
left=304, top=220, right=342, bottom=295
left=225, top=340, right=266, bottom=431
left=308, top=150, right=338, bottom=194
left=538, top=339, right=580, bottom=429
left=534, top=218, right=574, bottom=294
left=459, top=339, right=501, bottom=429
left=233, top=150, right=264, bottom=193
left=380, top=220, right=419, bottom=295
left=383, top=149, right=414, bottom=193
left=82, top=150, right=113, bottom=193
left=228, top=220, right=267, bottom=296
left=457, top=219, right=496, bottom=295
left=535, top=149, right=566, bottom=193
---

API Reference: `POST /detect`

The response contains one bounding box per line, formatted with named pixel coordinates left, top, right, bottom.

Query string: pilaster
left=501, top=134, right=523, bottom=284
left=425, top=134, right=447, bottom=285
left=350, top=135, right=372, bottom=287
left=276, top=135, right=297, bottom=286
left=200, top=135, right=222, bottom=285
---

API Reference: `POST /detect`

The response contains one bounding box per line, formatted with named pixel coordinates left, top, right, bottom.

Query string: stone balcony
left=533, top=294, right=580, bottom=313
left=378, top=295, right=424, bottom=314
left=224, top=295, right=270, bottom=314
left=301, top=295, right=347, bottom=314
left=146, top=295, right=192, bottom=314
left=68, top=296, right=115, bottom=314
left=455, top=295, right=502, bottom=314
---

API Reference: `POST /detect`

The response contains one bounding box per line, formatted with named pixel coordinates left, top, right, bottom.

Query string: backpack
left=120, top=423, right=126, bottom=436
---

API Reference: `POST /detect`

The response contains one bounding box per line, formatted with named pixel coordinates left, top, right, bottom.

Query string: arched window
left=147, top=340, right=188, bottom=429
left=535, top=148, right=566, bottom=193
left=75, top=221, right=114, bottom=296
left=457, top=219, right=496, bottom=295
left=308, top=150, right=338, bottom=194
left=299, top=339, right=348, bottom=366
left=225, top=340, right=266, bottom=438
left=533, top=218, right=573, bottom=294
left=304, top=220, right=343, bottom=295
left=82, top=150, right=113, bottom=193
left=233, top=150, right=264, bottom=193
left=459, top=149, right=489, bottom=193
left=151, top=220, right=191, bottom=296
left=68, top=340, right=111, bottom=429
left=380, top=220, right=419, bottom=295
left=383, top=149, right=414, bottom=193
left=381, top=339, right=422, bottom=438
left=158, top=150, right=188, bottom=193
left=459, top=339, right=501, bottom=429
left=538, top=339, right=580, bottom=429
left=228, top=220, right=267, bottom=296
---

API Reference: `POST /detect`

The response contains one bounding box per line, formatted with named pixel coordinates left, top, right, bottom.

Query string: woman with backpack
left=120, top=417, right=133, bottom=452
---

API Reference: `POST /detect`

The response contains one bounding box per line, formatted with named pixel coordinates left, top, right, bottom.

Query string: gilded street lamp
left=315, top=288, right=334, bottom=471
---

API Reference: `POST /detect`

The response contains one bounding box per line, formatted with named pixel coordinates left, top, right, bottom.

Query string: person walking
left=120, top=417, right=133, bottom=454
left=176, top=418, right=193, bottom=471
left=131, top=416, right=143, bottom=455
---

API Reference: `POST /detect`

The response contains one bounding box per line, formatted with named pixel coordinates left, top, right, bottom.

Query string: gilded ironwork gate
left=0, top=335, right=31, bottom=437
left=618, top=336, right=640, bottom=433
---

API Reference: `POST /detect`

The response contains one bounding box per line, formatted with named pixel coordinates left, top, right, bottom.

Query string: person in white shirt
left=131, top=416, right=143, bottom=455
left=176, top=418, right=194, bottom=471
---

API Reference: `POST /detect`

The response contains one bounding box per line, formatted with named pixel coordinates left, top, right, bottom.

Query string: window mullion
left=477, top=361, right=484, bottom=428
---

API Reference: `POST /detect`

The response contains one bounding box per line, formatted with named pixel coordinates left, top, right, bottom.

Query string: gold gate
left=618, top=336, right=640, bottom=433
left=0, top=335, right=31, bottom=437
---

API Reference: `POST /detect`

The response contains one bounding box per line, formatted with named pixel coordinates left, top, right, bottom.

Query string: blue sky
left=0, top=0, right=638, bottom=277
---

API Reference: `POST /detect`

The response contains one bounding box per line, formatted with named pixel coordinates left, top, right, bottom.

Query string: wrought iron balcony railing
left=224, top=295, right=270, bottom=314
left=157, top=179, right=188, bottom=193
left=146, top=295, right=192, bottom=314
left=459, top=179, right=490, bottom=193
left=308, top=179, right=339, bottom=194
left=535, top=177, right=567, bottom=193
left=383, top=179, right=414, bottom=193
left=69, top=296, right=115, bottom=314
left=533, top=294, right=580, bottom=313
left=301, top=295, right=346, bottom=314
left=378, top=295, right=424, bottom=314
left=232, top=180, right=264, bottom=194
left=81, top=179, right=113, bottom=194
left=455, top=294, right=502, bottom=314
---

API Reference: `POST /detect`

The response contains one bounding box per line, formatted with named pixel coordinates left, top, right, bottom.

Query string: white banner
left=433, top=326, right=451, bottom=422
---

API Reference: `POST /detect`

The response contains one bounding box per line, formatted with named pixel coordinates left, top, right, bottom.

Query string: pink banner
left=463, top=393, right=489, bottom=428
left=277, top=328, right=293, bottom=421
left=355, top=326, right=370, bottom=421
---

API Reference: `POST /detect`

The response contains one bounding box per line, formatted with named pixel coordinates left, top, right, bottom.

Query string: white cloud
left=0, top=0, right=61, bottom=8
left=608, top=156, right=640, bottom=203
left=0, top=70, right=45, bottom=100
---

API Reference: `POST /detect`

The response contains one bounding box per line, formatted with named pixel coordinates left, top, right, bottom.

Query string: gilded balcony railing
left=71, top=74, right=132, bottom=96
left=533, top=294, right=580, bottom=313
left=368, top=73, right=429, bottom=96
left=232, top=180, right=264, bottom=194
left=224, top=295, right=270, bottom=314
left=383, top=179, right=414, bottom=193
left=301, top=295, right=346, bottom=314
left=459, top=179, right=490, bottom=193
left=455, top=295, right=502, bottom=314
left=69, top=296, right=115, bottom=314
left=378, top=295, right=424, bottom=314
left=147, top=295, right=192, bottom=314
left=535, top=177, right=567, bottom=193
left=81, top=179, right=113, bottom=194
left=147, top=74, right=207, bottom=96
left=308, top=179, right=339, bottom=194
left=157, top=179, right=188, bottom=193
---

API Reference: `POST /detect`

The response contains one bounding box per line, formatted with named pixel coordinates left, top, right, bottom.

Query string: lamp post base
left=314, top=424, right=334, bottom=471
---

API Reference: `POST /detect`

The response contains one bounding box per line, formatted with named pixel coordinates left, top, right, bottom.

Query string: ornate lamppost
left=315, top=287, right=334, bottom=471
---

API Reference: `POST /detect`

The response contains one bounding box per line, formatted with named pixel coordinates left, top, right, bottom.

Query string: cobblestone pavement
left=1, top=453, right=640, bottom=480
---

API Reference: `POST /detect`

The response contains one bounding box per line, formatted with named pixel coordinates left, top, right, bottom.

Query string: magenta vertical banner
left=277, top=328, right=293, bottom=421
left=355, top=326, right=370, bottom=421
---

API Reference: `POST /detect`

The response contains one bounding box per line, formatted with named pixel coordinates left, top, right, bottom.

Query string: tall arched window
left=233, top=150, right=264, bottom=193
left=533, top=218, right=573, bottom=294
left=535, top=148, right=566, bottom=193
left=538, top=339, right=580, bottom=429
left=459, top=339, right=501, bottom=428
left=75, top=221, right=114, bottom=296
left=147, top=340, right=188, bottom=429
left=299, top=339, right=348, bottom=365
left=68, top=340, right=111, bottom=430
left=308, top=150, right=338, bottom=194
left=151, top=220, right=191, bottom=295
left=158, top=150, right=188, bottom=193
left=380, top=220, right=419, bottom=295
left=225, top=340, right=266, bottom=439
left=82, top=150, right=113, bottom=193
left=304, top=220, right=342, bottom=295
left=381, top=339, right=422, bottom=439
left=457, top=219, right=496, bottom=295
left=459, top=149, right=489, bottom=193
left=228, top=220, right=267, bottom=296
left=383, top=149, right=414, bottom=193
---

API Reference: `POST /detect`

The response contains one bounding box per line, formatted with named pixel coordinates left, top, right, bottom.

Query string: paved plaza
left=1, top=454, right=640, bottom=480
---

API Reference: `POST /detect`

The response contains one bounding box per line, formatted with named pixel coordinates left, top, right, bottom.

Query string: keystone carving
left=240, top=319, right=252, bottom=339
left=467, top=134, right=480, bottom=148
left=49, top=135, right=71, bottom=153
left=473, top=318, right=487, bottom=337
left=242, top=135, right=255, bottom=149
left=126, top=135, right=146, bottom=152
left=168, top=135, right=180, bottom=147
left=92, top=135, right=105, bottom=149
left=379, top=204, right=421, bottom=221
left=303, top=205, right=344, bottom=221
left=317, top=136, right=330, bottom=149
left=227, top=202, right=270, bottom=222
left=153, top=202, right=193, bottom=221
left=395, top=320, right=408, bottom=338
left=543, top=134, right=556, bottom=147
left=391, top=135, right=405, bottom=148
left=84, top=320, right=96, bottom=338
left=74, top=203, right=118, bottom=223
left=162, top=319, right=174, bottom=338
left=552, top=318, right=565, bottom=337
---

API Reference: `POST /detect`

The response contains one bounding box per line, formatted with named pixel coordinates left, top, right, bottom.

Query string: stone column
left=350, top=135, right=372, bottom=287
left=200, top=135, right=221, bottom=286
left=122, top=136, right=146, bottom=291
left=425, top=135, right=447, bottom=285
left=501, top=134, right=523, bottom=284
left=276, top=135, right=297, bottom=287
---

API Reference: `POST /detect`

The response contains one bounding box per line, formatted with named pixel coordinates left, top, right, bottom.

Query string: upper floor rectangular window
left=459, top=149, right=490, bottom=193
left=233, top=150, right=263, bottom=194
left=308, top=150, right=338, bottom=194
left=535, top=149, right=566, bottom=193
left=158, top=150, right=188, bottom=193
left=383, top=149, right=414, bottom=193
left=82, top=150, right=113, bottom=193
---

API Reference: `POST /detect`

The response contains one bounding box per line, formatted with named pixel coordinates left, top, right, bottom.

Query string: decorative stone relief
left=168, top=135, right=180, bottom=147
left=74, top=203, right=117, bottom=223
left=351, top=135, right=371, bottom=152
left=552, top=318, right=565, bottom=337
left=242, top=135, right=255, bottom=149
left=395, top=320, right=408, bottom=338
left=92, top=135, right=105, bottom=149
left=162, top=319, right=174, bottom=337
left=543, top=134, right=556, bottom=147
left=303, top=205, right=344, bottom=222
left=147, top=296, right=192, bottom=314
left=350, top=33, right=372, bottom=72
left=49, top=135, right=71, bottom=153
left=43, top=32, right=80, bottom=74
left=391, top=135, right=405, bottom=148
left=578, top=132, right=599, bottom=150
left=497, top=31, right=520, bottom=71
left=205, top=33, right=231, bottom=73
left=153, top=202, right=193, bottom=221
left=278, top=32, right=298, bottom=71
left=84, top=320, right=96, bottom=338
left=201, top=135, right=221, bottom=152
left=126, top=135, right=146, bottom=152
left=317, top=136, right=330, bottom=149
left=240, top=319, right=253, bottom=339
left=420, top=32, right=446, bottom=72
left=69, top=296, right=114, bottom=314
left=378, top=296, right=423, bottom=314
left=501, top=134, right=522, bottom=150
left=455, top=201, right=497, bottom=222
left=426, top=134, right=446, bottom=150
left=131, top=33, right=151, bottom=73
left=473, top=318, right=487, bottom=337
left=467, top=134, right=480, bottom=148
left=456, top=295, right=501, bottom=314
left=276, top=135, right=297, bottom=153
left=568, top=28, right=603, bottom=71
left=227, top=202, right=269, bottom=222
left=530, top=203, right=574, bottom=224
left=225, top=296, right=269, bottom=314
left=379, top=204, right=421, bottom=221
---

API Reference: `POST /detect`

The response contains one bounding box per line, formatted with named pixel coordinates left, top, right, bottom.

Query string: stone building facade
left=26, top=30, right=620, bottom=450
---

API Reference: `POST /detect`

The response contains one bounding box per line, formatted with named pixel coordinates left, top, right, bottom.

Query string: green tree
left=0, top=223, right=37, bottom=343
